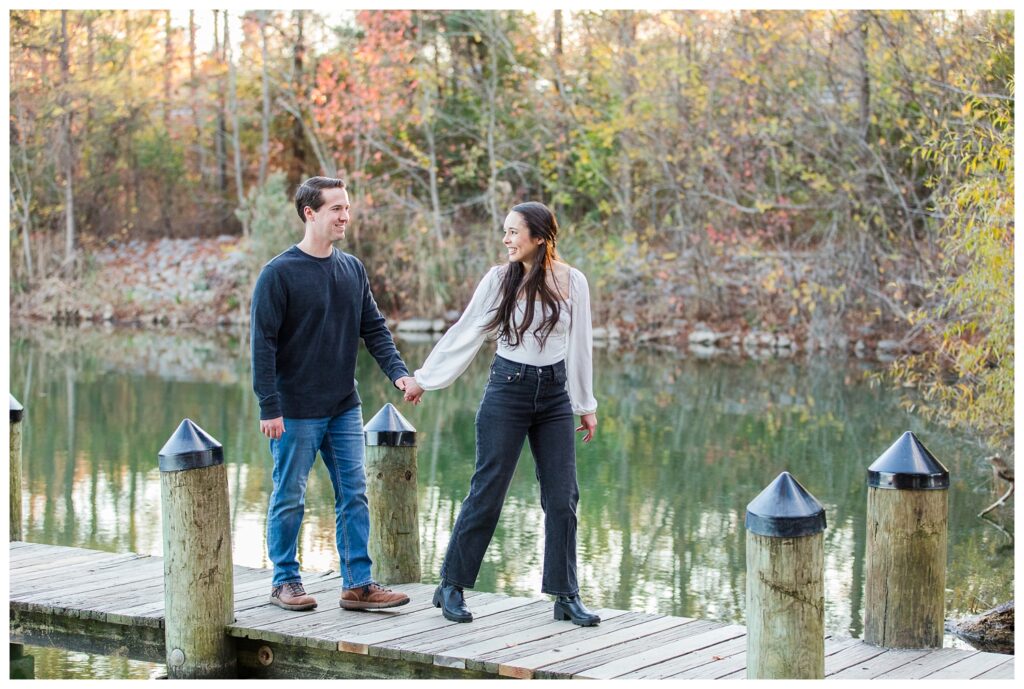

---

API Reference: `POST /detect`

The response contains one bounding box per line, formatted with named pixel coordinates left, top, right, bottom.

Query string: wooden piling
left=10, top=395, right=24, bottom=542
left=745, top=471, right=826, bottom=679
left=158, top=419, right=236, bottom=678
left=10, top=643, right=34, bottom=680
left=364, top=403, right=420, bottom=585
left=864, top=431, right=949, bottom=649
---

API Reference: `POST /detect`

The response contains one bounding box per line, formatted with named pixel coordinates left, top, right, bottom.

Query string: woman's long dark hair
left=484, top=201, right=567, bottom=349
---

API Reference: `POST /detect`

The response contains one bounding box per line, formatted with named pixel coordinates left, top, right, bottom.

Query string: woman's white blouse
left=413, top=265, right=598, bottom=415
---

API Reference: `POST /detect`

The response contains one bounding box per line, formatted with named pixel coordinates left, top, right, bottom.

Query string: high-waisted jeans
left=440, top=354, right=580, bottom=596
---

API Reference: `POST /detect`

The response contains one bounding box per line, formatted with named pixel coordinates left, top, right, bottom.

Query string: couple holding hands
left=250, top=176, right=599, bottom=627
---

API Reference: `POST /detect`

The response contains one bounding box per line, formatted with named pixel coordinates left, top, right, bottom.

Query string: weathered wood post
left=10, top=394, right=24, bottom=542
left=9, top=643, right=34, bottom=680
left=9, top=395, right=34, bottom=679
left=158, top=419, right=236, bottom=678
left=864, top=431, right=949, bottom=648
left=364, top=403, right=420, bottom=584
left=745, top=471, right=826, bottom=679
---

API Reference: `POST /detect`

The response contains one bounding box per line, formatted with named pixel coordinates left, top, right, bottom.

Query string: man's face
left=307, top=187, right=350, bottom=243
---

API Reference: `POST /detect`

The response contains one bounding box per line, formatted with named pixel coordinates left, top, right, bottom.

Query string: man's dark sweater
left=250, top=246, right=409, bottom=420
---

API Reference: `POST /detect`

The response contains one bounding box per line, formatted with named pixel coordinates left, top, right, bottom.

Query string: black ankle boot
left=433, top=582, right=473, bottom=622
left=554, top=594, right=600, bottom=626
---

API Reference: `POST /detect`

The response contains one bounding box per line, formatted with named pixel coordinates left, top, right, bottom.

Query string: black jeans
left=440, top=354, right=580, bottom=596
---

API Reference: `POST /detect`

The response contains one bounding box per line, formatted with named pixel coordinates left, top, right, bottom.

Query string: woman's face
left=502, top=211, right=544, bottom=265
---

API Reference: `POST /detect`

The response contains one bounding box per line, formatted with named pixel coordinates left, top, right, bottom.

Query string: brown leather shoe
left=339, top=583, right=410, bottom=610
left=270, top=582, right=317, bottom=611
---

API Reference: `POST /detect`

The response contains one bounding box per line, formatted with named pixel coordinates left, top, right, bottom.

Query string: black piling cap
left=364, top=403, right=416, bottom=447
left=867, top=431, right=949, bottom=490
left=158, top=419, right=223, bottom=472
left=746, top=471, right=827, bottom=538
left=10, top=394, right=24, bottom=423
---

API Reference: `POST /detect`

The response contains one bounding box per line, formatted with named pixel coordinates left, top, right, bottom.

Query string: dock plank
left=926, top=650, right=1015, bottom=678
left=372, top=601, right=555, bottom=665
left=338, top=593, right=534, bottom=652
left=973, top=657, right=1014, bottom=679
left=829, top=648, right=933, bottom=678
left=575, top=623, right=746, bottom=679
left=438, top=606, right=638, bottom=671
left=417, top=607, right=632, bottom=669
left=534, top=618, right=722, bottom=679
left=824, top=641, right=890, bottom=676
left=624, top=634, right=748, bottom=678
left=486, top=611, right=659, bottom=678
left=8, top=543, right=1006, bottom=680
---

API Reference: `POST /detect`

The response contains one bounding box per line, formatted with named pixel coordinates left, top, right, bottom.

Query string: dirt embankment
left=11, top=237, right=921, bottom=360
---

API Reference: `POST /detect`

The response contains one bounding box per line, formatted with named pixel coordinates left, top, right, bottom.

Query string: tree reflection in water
left=10, top=325, right=1013, bottom=646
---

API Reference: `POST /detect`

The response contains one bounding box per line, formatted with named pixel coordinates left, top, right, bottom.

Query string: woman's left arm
left=566, top=269, right=598, bottom=440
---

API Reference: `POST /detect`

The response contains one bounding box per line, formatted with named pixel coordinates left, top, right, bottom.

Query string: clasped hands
left=394, top=376, right=425, bottom=405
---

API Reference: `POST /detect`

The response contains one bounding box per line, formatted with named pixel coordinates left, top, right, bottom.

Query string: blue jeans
left=266, top=405, right=373, bottom=589
left=441, top=355, right=580, bottom=596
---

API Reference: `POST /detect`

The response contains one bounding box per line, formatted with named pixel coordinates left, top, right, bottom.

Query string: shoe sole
left=339, top=597, right=410, bottom=610
left=433, top=589, right=473, bottom=623
left=269, top=596, right=317, bottom=611
left=554, top=608, right=600, bottom=626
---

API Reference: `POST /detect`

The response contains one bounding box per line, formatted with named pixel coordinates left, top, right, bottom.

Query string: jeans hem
left=343, top=579, right=374, bottom=591
left=542, top=588, right=579, bottom=597
left=440, top=576, right=474, bottom=590
left=272, top=577, right=303, bottom=588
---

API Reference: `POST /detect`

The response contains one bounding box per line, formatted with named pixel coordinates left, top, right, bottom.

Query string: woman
left=402, top=201, right=600, bottom=626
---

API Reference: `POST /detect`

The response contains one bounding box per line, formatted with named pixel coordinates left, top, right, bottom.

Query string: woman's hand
left=403, top=379, right=425, bottom=405
left=576, top=413, right=597, bottom=443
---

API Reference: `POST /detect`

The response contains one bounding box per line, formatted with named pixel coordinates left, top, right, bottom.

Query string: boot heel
left=553, top=604, right=569, bottom=621
left=432, top=590, right=442, bottom=608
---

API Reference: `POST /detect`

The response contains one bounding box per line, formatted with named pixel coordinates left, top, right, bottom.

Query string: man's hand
left=402, top=379, right=425, bottom=405
left=260, top=417, right=285, bottom=440
left=576, top=413, right=597, bottom=443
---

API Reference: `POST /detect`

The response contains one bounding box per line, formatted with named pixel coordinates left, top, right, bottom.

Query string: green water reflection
left=9, top=325, right=1013, bottom=678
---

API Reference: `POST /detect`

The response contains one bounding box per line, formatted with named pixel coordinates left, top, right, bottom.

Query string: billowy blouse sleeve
left=566, top=269, right=598, bottom=415
left=413, top=266, right=500, bottom=390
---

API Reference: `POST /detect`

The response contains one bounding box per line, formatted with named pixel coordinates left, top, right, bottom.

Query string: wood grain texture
left=161, top=463, right=235, bottom=678
left=365, top=445, right=420, bottom=584
left=864, top=486, right=947, bottom=648
left=10, top=418, right=23, bottom=541
left=745, top=531, right=824, bottom=679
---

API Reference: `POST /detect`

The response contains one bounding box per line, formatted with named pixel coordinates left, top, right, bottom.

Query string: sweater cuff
left=259, top=394, right=283, bottom=420
left=390, top=366, right=411, bottom=386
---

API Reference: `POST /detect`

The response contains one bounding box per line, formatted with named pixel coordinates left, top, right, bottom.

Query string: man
left=251, top=176, right=414, bottom=611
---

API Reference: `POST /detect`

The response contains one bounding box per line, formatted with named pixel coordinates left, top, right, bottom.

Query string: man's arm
left=251, top=265, right=287, bottom=423
left=356, top=260, right=411, bottom=385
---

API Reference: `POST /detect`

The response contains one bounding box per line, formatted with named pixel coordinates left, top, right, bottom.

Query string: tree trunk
left=59, top=10, right=76, bottom=269
left=856, top=11, right=872, bottom=142
left=164, top=10, right=173, bottom=131
left=615, top=12, right=638, bottom=232
left=160, top=10, right=175, bottom=234
left=189, top=11, right=207, bottom=182
left=259, top=12, right=272, bottom=187
left=290, top=10, right=308, bottom=183
left=552, top=10, right=569, bottom=217
left=226, top=12, right=248, bottom=236
left=483, top=13, right=502, bottom=234
left=10, top=106, right=35, bottom=281
left=214, top=10, right=228, bottom=195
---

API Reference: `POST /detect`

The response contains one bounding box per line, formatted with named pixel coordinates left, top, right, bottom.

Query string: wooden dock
left=8, top=542, right=1014, bottom=679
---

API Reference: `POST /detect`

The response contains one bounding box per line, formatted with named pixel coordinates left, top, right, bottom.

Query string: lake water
left=9, top=324, right=1014, bottom=678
